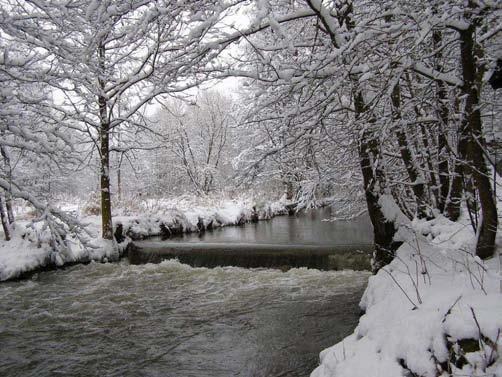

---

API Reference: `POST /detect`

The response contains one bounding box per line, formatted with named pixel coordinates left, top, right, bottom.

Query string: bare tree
left=156, top=91, right=234, bottom=195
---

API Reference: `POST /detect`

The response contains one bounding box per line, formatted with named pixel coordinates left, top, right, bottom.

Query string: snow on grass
left=0, top=195, right=291, bottom=281
left=311, top=214, right=502, bottom=377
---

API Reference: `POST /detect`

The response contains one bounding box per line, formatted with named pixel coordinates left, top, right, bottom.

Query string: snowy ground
left=0, top=195, right=291, bottom=281
left=312, top=207, right=502, bottom=377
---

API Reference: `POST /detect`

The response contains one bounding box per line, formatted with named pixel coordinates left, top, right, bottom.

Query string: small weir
left=129, top=242, right=373, bottom=270
left=130, top=208, right=374, bottom=271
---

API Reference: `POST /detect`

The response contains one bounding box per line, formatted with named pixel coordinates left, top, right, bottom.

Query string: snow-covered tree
left=0, top=0, right=245, bottom=239
left=158, top=91, right=234, bottom=195
left=225, top=0, right=502, bottom=268
left=0, top=38, right=92, bottom=251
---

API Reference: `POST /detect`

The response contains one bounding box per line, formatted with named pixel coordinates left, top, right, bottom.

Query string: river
left=0, top=210, right=372, bottom=377
left=172, top=207, right=373, bottom=246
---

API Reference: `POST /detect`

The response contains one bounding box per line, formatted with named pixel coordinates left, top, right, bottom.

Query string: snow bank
left=0, top=220, right=118, bottom=281
left=112, top=196, right=290, bottom=241
left=311, top=214, right=502, bottom=377
left=0, top=196, right=291, bottom=281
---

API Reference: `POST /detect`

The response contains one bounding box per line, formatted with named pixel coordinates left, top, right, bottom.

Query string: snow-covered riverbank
left=312, top=212, right=502, bottom=377
left=0, top=196, right=291, bottom=281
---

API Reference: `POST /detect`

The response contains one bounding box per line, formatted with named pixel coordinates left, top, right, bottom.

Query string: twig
left=442, top=295, right=462, bottom=323
left=382, top=267, right=418, bottom=309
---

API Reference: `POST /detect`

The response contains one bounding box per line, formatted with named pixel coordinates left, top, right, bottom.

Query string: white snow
left=311, top=213, right=502, bottom=377
left=0, top=195, right=291, bottom=281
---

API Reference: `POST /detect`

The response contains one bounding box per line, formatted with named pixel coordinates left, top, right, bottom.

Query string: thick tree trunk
left=391, top=82, right=429, bottom=219
left=459, top=11, right=497, bottom=258
left=98, top=44, right=113, bottom=240
left=355, top=91, right=398, bottom=272
left=359, top=135, right=398, bottom=272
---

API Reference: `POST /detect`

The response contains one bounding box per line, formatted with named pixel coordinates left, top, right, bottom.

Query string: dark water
left=173, top=207, right=373, bottom=247
left=0, top=262, right=369, bottom=377
left=0, top=210, right=372, bottom=377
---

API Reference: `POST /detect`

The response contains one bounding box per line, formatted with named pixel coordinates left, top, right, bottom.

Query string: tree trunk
left=284, top=180, right=294, bottom=201
left=464, top=174, right=478, bottom=232
left=0, top=143, right=15, bottom=224
left=437, top=121, right=451, bottom=214
left=403, top=73, right=440, bottom=209
left=459, top=9, right=497, bottom=258
left=311, top=0, right=398, bottom=271
left=5, top=190, right=14, bottom=225
left=419, top=124, right=440, bottom=208
left=117, top=152, right=124, bottom=203
left=98, top=44, right=113, bottom=240
left=117, top=135, right=123, bottom=203
left=431, top=9, right=452, bottom=214
left=0, top=194, right=11, bottom=241
left=117, top=164, right=122, bottom=203
left=391, top=82, right=429, bottom=219
left=355, top=91, right=398, bottom=272
left=445, top=133, right=468, bottom=221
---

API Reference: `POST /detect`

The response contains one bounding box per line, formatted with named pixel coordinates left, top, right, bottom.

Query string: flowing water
left=0, top=262, right=369, bottom=377
left=0, top=210, right=372, bottom=377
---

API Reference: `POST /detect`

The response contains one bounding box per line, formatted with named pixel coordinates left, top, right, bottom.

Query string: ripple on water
left=0, top=260, right=369, bottom=377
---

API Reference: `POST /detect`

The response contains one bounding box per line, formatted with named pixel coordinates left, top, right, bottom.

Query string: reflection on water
left=0, top=261, right=369, bottom=377
left=176, top=207, right=373, bottom=246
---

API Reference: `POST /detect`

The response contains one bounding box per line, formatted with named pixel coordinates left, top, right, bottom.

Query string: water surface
left=0, top=261, right=369, bottom=377
left=174, top=207, right=373, bottom=247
